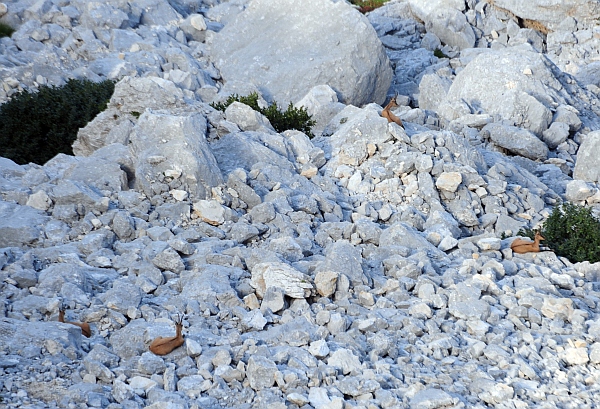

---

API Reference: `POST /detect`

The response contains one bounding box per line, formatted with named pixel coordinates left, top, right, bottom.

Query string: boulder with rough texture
left=482, top=123, right=549, bottom=161
left=488, top=0, right=600, bottom=30
left=428, top=7, right=475, bottom=49
left=129, top=110, right=223, bottom=200
left=573, top=131, right=600, bottom=183
left=73, top=77, right=188, bottom=157
left=0, top=201, right=48, bottom=247
left=439, top=47, right=560, bottom=137
left=209, top=0, right=392, bottom=106
left=250, top=262, right=314, bottom=299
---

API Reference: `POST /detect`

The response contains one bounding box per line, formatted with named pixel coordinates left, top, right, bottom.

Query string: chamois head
left=385, top=94, right=399, bottom=109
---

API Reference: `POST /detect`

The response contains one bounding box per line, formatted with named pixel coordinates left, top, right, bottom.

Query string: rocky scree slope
left=2, top=1, right=600, bottom=409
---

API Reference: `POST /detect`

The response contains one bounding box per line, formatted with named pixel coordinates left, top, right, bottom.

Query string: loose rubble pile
left=2, top=0, right=600, bottom=408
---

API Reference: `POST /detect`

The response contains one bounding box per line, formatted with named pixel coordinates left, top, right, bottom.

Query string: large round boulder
left=209, top=0, right=392, bottom=106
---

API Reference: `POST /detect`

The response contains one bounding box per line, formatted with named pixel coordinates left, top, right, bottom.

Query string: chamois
left=58, top=307, right=92, bottom=338
left=381, top=95, right=404, bottom=128
left=510, top=231, right=545, bottom=254
left=149, top=314, right=185, bottom=355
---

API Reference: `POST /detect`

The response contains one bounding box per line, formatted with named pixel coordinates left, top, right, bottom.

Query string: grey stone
left=574, top=130, right=600, bottom=183
left=129, top=110, right=223, bottom=200
left=489, top=0, right=600, bottom=29
left=100, top=278, right=142, bottom=315
left=410, top=388, right=454, bottom=409
left=225, top=102, right=276, bottom=134
left=138, top=352, right=167, bottom=375
left=180, top=14, right=207, bottom=42
left=178, top=265, right=242, bottom=308
left=316, top=240, right=365, bottom=287
left=251, top=262, right=314, bottom=299
left=336, top=376, right=379, bottom=397
left=50, top=179, right=108, bottom=214
left=439, top=48, right=557, bottom=137
left=112, top=211, right=136, bottom=241
left=152, top=247, right=185, bottom=273
left=0, top=317, right=82, bottom=355
left=63, top=156, right=128, bottom=193
left=418, top=73, right=452, bottom=112
left=227, top=172, right=262, bottom=209
left=0, top=201, right=48, bottom=247
left=425, top=7, right=476, bottom=50
left=482, top=123, right=549, bottom=161
left=73, top=77, right=188, bottom=156
left=565, top=180, right=596, bottom=202
left=109, top=319, right=149, bottom=360
left=247, top=355, right=277, bottom=390
left=210, top=0, right=391, bottom=106
left=260, top=286, right=286, bottom=313
left=542, top=121, right=570, bottom=149
left=295, top=85, right=346, bottom=137
left=327, top=348, right=361, bottom=375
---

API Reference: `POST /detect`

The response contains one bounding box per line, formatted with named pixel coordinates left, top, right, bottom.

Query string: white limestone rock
left=482, top=123, right=549, bottom=161
left=250, top=262, right=314, bottom=299
left=209, top=0, right=392, bottom=106
left=439, top=47, right=559, bottom=137
left=129, top=110, right=223, bottom=200
left=573, top=130, right=600, bottom=183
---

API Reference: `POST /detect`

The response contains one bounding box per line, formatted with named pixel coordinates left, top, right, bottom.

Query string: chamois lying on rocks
left=58, top=306, right=92, bottom=338
left=510, top=231, right=545, bottom=254
left=381, top=95, right=404, bottom=128
left=149, top=314, right=185, bottom=355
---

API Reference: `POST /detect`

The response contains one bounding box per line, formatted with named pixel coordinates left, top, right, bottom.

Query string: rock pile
left=2, top=0, right=600, bottom=408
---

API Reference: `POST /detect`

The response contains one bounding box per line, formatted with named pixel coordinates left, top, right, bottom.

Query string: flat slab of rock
left=0, top=317, right=82, bottom=355
left=0, top=201, right=48, bottom=247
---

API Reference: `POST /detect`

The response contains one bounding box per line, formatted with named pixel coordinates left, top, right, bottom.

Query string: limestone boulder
left=209, top=0, right=392, bottom=106
left=438, top=47, right=563, bottom=137
left=574, top=131, right=600, bottom=183
left=73, top=77, right=189, bottom=157
left=250, top=262, right=314, bottom=299
left=129, top=110, right=223, bottom=200
left=482, top=123, right=549, bottom=161
left=210, top=131, right=296, bottom=176
left=488, top=0, right=600, bottom=30
left=0, top=201, right=49, bottom=247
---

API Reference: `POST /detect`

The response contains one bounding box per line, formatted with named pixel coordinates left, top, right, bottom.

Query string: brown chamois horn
left=510, top=231, right=545, bottom=254
left=58, top=306, right=92, bottom=338
left=149, top=314, right=185, bottom=356
left=381, top=94, right=404, bottom=128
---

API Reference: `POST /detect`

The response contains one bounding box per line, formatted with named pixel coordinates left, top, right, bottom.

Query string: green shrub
left=434, top=48, right=450, bottom=59
left=0, top=22, right=14, bottom=38
left=211, top=92, right=316, bottom=137
left=0, top=78, right=115, bottom=165
left=519, top=202, right=600, bottom=263
left=349, top=0, right=390, bottom=13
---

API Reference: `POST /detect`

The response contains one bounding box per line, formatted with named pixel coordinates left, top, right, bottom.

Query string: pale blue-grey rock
left=0, top=201, right=48, bottom=247
left=574, top=131, right=600, bottom=183
left=489, top=0, right=600, bottom=29
left=439, top=47, right=559, bottom=137
left=209, top=0, right=392, bottom=106
left=482, top=122, right=549, bottom=161
left=129, top=110, right=223, bottom=200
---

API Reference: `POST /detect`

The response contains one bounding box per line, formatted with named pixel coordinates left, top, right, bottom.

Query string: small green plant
left=519, top=202, right=600, bottom=263
left=434, top=48, right=450, bottom=59
left=0, top=78, right=116, bottom=165
left=211, top=92, right=316, bottom=137
left=349, top=0, right=390, bottom=13
left=0, top=22, right=14, bottom=38
left=130, top=111, right=141, bottom=118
